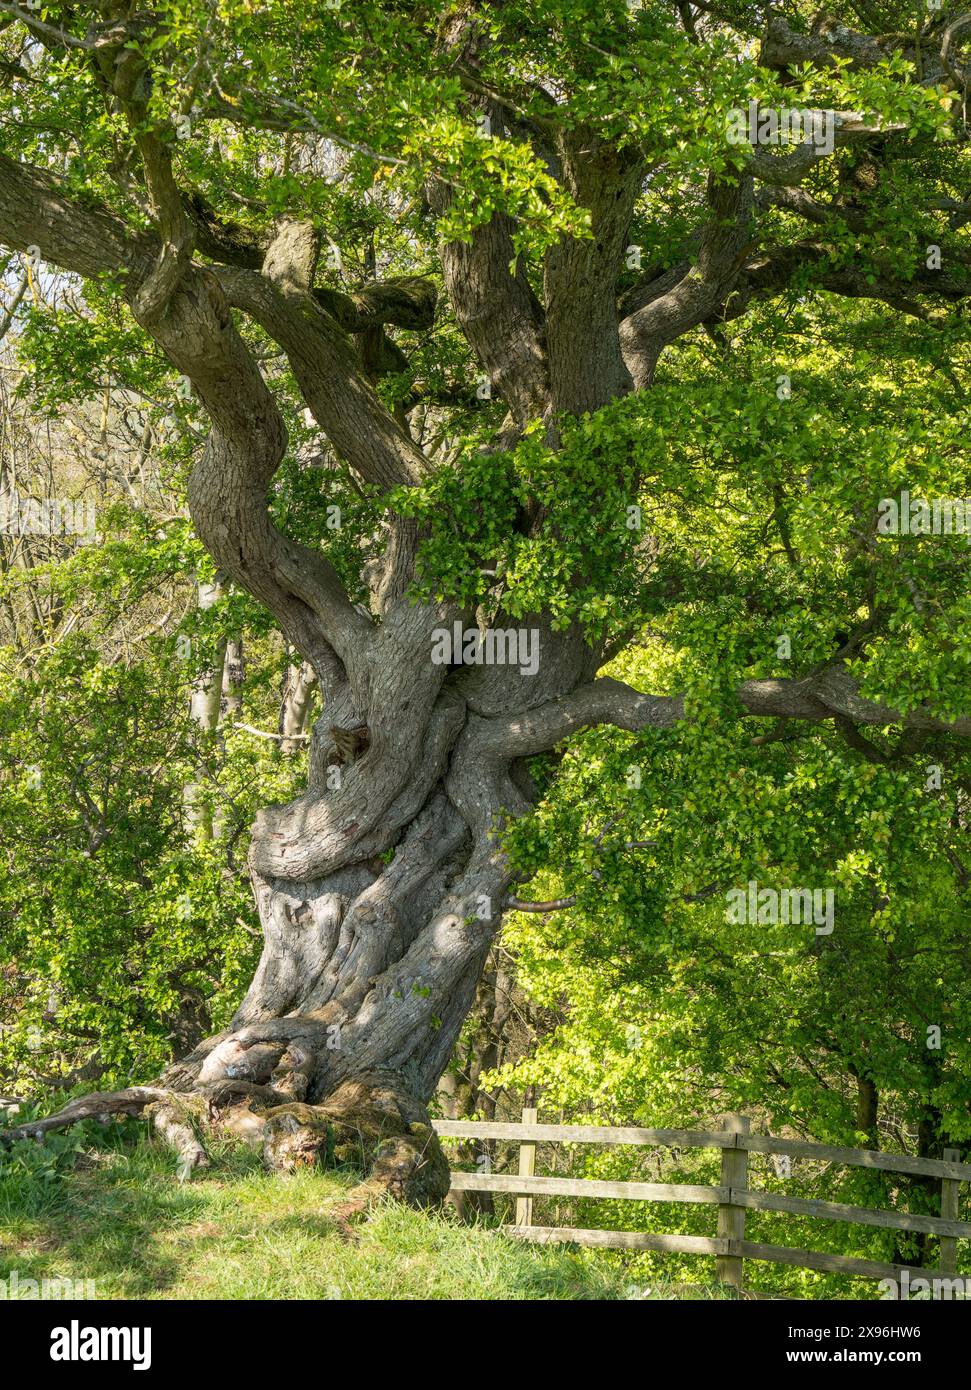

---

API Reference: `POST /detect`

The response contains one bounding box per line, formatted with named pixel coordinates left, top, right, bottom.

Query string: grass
left=0, top=1129, right=724, bottom=1300
left=0, top=1116, right=941, bottom=1301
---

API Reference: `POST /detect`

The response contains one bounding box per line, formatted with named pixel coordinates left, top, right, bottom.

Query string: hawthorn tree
left=1, top=0, right=970, bottom=1204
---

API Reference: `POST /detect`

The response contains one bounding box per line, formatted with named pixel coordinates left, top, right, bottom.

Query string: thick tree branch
left=428, top=17, right=550, bottom=428
left=0, top=151, right=149, bottom=283
left=737, top=241, right=971, bottom=321
left=481, top=667, right=971, bottom=758
left=619, top=174, right=755, bottom=387
left=216, top=260, right=428, bottom=491
left=542, top=130, right=643, bottom=412
left=742, top=113, right=908, bottom=187
left=761, top=13, right=971, bottom=90
left=184, top=192, right=438, bottom=331
left=0, top=153, right=367, bottom=675
left=427, top=194, right=551, bottom=427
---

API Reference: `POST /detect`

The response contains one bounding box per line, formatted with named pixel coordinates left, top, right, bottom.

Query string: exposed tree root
left=263, top=1103, right=332, bottom=1170
left=0, top=1087, right=173, bottom=1144
left=0, top=1069, right=451, bottom=1211
left=260, top=1070, right=450, bottom=1210
left=146, top=1100, right=210, bottom=1175
left=322, top=1073, right=451, bottom=1209
left=217, top=1102, right=274, bottom=1147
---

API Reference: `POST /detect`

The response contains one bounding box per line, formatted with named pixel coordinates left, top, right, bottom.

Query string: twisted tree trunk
left=156, top=591, right=604, bottom=1200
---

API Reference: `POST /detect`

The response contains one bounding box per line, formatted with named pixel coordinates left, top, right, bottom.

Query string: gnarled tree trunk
left=155, top=603, right=603, bottom=1204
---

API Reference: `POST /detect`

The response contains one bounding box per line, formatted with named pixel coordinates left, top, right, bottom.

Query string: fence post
left=515, top=1106, right=538, bottom=1229
left=939, top=1148, right=960, bottom=1276
left=716, top=1113, right=750, bottom=1294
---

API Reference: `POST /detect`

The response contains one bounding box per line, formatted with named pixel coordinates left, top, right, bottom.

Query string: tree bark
left=280, top=659, right=317, bottom=754
left=184, top=577, right=226, bottom=842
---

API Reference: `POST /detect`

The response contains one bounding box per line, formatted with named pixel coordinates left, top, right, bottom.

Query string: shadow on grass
left=0, top=1138, right=338, bottom=1298
left=0, top=1132, right=682, bottom=1300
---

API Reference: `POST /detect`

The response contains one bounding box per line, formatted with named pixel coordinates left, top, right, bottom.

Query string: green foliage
left=394, top=398, right=654, bottom=633
left=0, top=479, right=317, bottom=1090
left=484, top=306, right=970, bottom=1295
left=0, top=629, right=272, bottom=1087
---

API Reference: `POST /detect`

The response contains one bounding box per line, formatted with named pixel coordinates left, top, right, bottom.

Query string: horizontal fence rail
left=448, top=1173, right=728, bottom=1203
left=432, top=1112, right=971, bottom=1291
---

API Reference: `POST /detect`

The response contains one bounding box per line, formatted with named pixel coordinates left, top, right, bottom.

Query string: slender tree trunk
left=221, top=637, right=245, bottom=719
left=852, top=1069, right=879, bottom=1144
left=184, top=577, right=226, bottom=843
left=280, top=658, right=317, bottom=754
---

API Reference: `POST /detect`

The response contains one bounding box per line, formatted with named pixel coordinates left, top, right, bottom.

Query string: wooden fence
left=432, top=1110, right=971, bottom=1290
